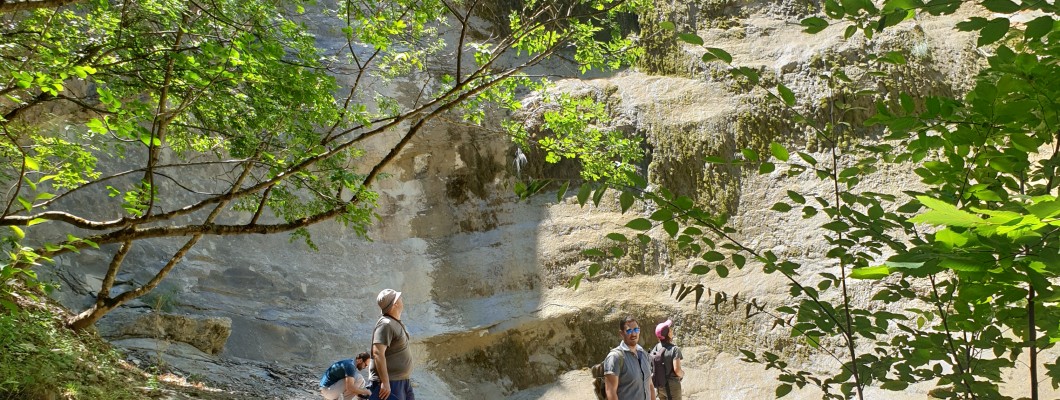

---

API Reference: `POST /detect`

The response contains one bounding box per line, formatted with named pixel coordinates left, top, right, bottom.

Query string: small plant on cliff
left=576, top=1, right=1060, bottom=399
left=0, top=0, right=651, bottom=330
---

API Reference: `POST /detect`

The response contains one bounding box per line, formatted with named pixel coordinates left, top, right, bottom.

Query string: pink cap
left=655, top=319, right=673, bottom=340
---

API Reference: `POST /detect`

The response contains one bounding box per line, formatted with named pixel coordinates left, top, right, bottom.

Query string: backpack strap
left=610, top=348, right=625, bottom=375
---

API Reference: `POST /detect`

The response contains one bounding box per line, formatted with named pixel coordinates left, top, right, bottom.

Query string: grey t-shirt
left=603, top=344, right=653, bottom=400
left=370, top=316, right=412, bottom=381
left=656, top=342, right=683, bottom=380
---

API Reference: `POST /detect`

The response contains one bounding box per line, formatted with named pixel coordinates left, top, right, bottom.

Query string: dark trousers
left=368, top=379, right=414, bottom=400
left=657, top=377, right=683, bottom=400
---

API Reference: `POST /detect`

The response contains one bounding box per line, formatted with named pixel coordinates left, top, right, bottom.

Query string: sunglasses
left=625, top=327, right=640, bottom=334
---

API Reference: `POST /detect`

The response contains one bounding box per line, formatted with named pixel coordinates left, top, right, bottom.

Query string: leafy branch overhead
left=0, top=0, right=650, bottom=328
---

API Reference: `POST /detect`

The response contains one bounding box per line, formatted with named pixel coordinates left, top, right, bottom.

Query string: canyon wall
left=47, top=1, right=1052, bottom=399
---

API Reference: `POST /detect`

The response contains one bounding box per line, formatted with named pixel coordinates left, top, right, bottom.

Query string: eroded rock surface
left=48, top=2, right=1058, bottom=399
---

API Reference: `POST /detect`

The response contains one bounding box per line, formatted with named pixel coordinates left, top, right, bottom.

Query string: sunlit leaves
left=536, top=93, right=643, bottom=183
left=850, top=265, right=891, bottom=279
left=910, top=196, right=984, bottom=227
left=770, top=143, right=790, bottom=162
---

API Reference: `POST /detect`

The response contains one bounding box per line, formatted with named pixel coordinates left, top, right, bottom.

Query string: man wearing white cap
left=651, top=319, right=684, bottom=400
left=368, top=288, right=414, bottom=400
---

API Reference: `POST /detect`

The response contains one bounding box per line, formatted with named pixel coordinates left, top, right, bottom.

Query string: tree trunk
left=66, top=298, right=118, bottom=331
left=1029, top=284, right=1038, bottom=400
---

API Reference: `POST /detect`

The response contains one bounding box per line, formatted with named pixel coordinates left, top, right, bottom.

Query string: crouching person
left=320, top=352, right=372, bottom=400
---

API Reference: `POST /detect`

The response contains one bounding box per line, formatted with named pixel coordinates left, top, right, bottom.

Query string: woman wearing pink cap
left=650, top=319, right=684, bottom=400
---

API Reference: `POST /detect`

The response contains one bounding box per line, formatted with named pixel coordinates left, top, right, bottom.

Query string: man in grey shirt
left=604, top=316, right=656, bottom=400
left=369, top=288, right=413, bottom=400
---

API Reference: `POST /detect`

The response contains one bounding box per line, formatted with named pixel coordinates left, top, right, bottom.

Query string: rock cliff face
left=47, top=2, right=1052, bottom=399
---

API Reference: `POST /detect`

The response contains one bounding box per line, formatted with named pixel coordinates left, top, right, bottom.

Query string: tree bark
left=1029, top=284, right=1038, bottom=400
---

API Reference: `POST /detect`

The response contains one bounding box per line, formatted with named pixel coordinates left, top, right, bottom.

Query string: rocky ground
left=121, top=347, right=320, bottom=400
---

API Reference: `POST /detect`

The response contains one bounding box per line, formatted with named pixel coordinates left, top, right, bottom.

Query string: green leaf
left=23, top=157, right=39, bottom=171
left=731, top=67, right=760, bottom=85
left=1010, top=133, right=1039, bottom=152
left=772, top=202, right=793, bottom=212
left=691, top=264, right=710, bottom=274
left=626, top=218, right=652, bottom=231
left=659, top=21, right=676, bottom=31
left=703, top=47, right=733, bottom=64
left=776, top=383, right=793, bottom=398
left=678, top=33, right=704, bottom=45
left=1028, top=200, right=1060, bottom=219
left=27, top=218, right=47, bottom=226
left=981, top=0, right=1021, bottom=13
left=899, top=93, right=915, bottom=115
left=850, top=265, right=891, bottom=279
left=824, top=0, right=845, bottom=18
left=86, top=118, right=108, bottom=134
left=801, top=17, right=829, bottom=34
left=957, top=17, right=988, bottom=32
left=777, top=84, right=795, bottom=107
left=589, top=263, right=602, bottom=276
left=663, top=220, right=679, bottom=237
left=877, top=8, right=913, bottom=31
left=674, top=196, right=694, bottom=210
left=577, top=184, right=591, bottom=205
left=1024, top=16, right=1054, bottom=41
left=881, top=380, right=909, bottom=391
left=17, top=196, right=31, bottom=212
left=716, top=265, right=730, bottom=278
left=934, top=228, right=969, bottom=248
left=650, top=209, right=673, bottom=221
left=556, top=181, right=570, bottom=202
left=582, top=248, right=606, bottom=257
left=940, top=256, right=991, bottom=272
left=732, top=254, right=746, bottom=268
left=770, top=142, right=790, bottom=161
left=759, top=162, right=775, bottom=174
left=910, top=196, right=984, bottom=227
left=978, top=18, right=1010, bottom=47
left=703, top=251, right=725, bottom=262
left=822, top=221, right=851, bottom=232
left=592, top=186, right=606, bottom=206
left=9, top=226, right=25, bottom=240
left=619, top=191, right=634, bottom=213
left=797, top=152, right=817, bottom=166
left=844, top=24, right=858, bottom=39
left=787, top=191, right=806, bottom=204
left=606, top=232, right=628, bottom=242
left=741, top=148, right=760, bottom=162
left=881, top=51, right=907, bottom=65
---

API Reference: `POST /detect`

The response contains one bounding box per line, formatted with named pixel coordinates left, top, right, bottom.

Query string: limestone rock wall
left=47, top=2, right=1053, bottom=400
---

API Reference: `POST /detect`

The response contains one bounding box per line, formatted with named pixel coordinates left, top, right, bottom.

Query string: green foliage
left=0, top=300, right=146, bottom=399
left=0, top=0, right=650, bottom=330
left=569, top=1, right=1060, bottom=399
